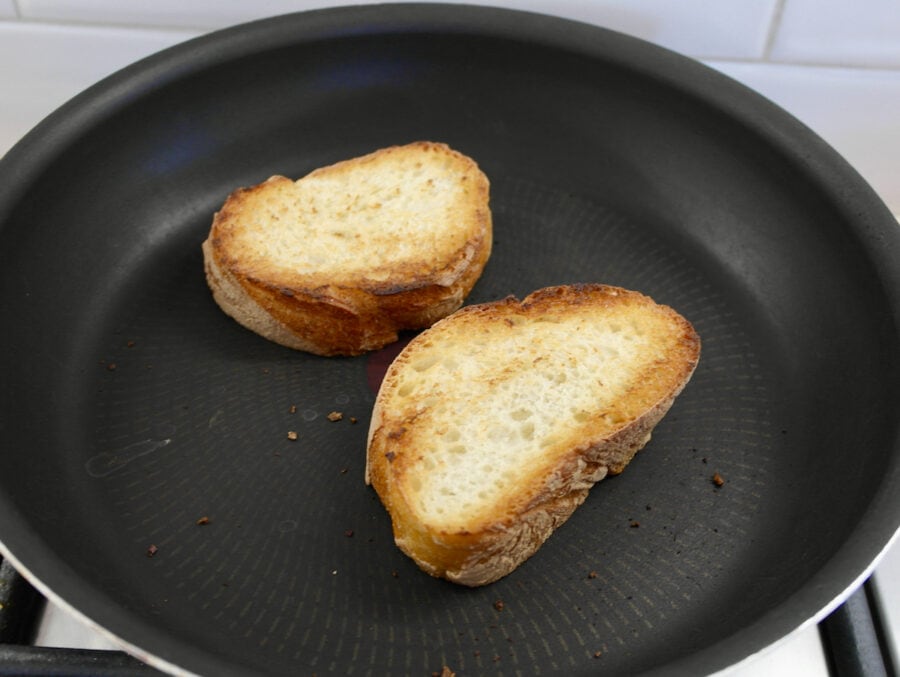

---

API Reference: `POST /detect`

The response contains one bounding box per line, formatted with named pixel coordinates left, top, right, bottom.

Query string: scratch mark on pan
left=85, top=438, right=172, bottom=477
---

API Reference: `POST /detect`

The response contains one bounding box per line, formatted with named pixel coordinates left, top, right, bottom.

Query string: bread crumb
left=493, top=599, right=504, bottom=612
left=146, top=544, right=158, bottom=558
left=712, top=472, right=725, bottom=487
left=630, top=520, right=640, bottom=528
left=327, top=411, right=343, bottom=422
left=344, top=529, right=354, bottom=538
left=588, top=570, right=598, bottom=579
left=289, top=404, right=297, bottom=414
left=196, top=516, right=210, bottom=526
left=287, top=431, right=298, bottom=441
left=431, top=667, right=455, bottom=677
left=593, top=650, right=603, bottom=658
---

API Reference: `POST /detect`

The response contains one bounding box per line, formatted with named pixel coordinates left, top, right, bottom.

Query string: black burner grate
left=0, top=557, right=158, bottom=676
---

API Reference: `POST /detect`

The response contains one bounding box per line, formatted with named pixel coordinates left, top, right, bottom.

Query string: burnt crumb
left=385, top=451, right=396, bottom=463
left=146, top=544, right=158, bottom=558
left=712, top=472, right=726, bottom=487
left=493, top=599, right=504, bottom=612
left=702, top=457, right=708, bottom=464
left=349, top=417, right=358, bottom=424
left=126, top=340, right=136, bottom=348
left=391, top=570, right=399, bottom=578
left=327, top=411, right=343, bottom=422
left=196, top=516, right=210, bottom=526
left=646, top=504, right=652, bottom=511
left=287, top=431, right=298, bottom=441
left=339, top=467, right=349, bottom=475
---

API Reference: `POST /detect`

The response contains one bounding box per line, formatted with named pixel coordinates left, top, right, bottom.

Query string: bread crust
left=366, top=284, right=700, bottom=586
left=202, top=142, right=492, bottom=355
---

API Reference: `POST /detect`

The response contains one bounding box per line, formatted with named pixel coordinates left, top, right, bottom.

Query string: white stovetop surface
left=2, top=5, right=900, bottom=675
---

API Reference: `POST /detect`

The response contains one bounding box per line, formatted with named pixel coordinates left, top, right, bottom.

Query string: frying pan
left=1, top=4, right=899, bottom=676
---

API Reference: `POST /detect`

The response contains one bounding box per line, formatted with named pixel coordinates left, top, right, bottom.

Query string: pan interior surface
left=1, top=6, right=899, bottom=676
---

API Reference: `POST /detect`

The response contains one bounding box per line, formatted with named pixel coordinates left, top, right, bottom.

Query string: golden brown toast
left=202, top=142, right=492, bottom=355
left=366, top=284, right=700, bottom=586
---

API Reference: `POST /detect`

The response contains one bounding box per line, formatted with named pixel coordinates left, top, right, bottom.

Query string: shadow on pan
left=1, top=4, right=899, bottom=676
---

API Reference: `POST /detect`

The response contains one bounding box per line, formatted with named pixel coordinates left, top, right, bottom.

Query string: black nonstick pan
left=1, top=4, right=899, bottom=676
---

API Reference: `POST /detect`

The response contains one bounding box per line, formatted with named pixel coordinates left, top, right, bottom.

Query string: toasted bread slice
left=366, top=284, right=700, bottom=586
left=202, top=142, right=492, bottom=355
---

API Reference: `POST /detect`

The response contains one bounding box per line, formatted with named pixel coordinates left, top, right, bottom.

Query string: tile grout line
left=762, top=0, right=788, bottom=61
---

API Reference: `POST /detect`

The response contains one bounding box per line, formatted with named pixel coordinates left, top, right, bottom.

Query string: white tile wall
left=15, top=0, right=782, bottom=57
left=509, top=0, right=781, bottom=59
left=771, top=0, right=900, bottom=68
